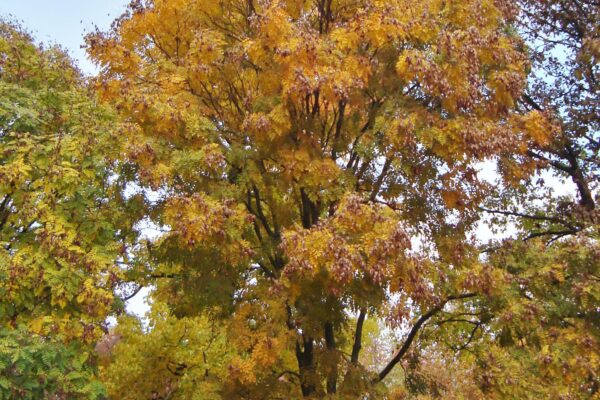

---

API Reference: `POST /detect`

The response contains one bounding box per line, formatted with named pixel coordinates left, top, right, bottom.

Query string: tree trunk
left=296, top=337, right=316, bottom=396
left=324, top=322, right=337, bottom=394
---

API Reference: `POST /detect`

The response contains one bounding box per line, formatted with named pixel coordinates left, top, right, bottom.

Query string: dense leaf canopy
left=1, top=0, right=598, bottom=399
left=0, top=20, right=138, bottom=399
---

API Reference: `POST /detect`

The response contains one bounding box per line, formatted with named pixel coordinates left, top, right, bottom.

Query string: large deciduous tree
left=88, top=0, right=599, bottom=399
left=86, top=0, right=558, bottom=398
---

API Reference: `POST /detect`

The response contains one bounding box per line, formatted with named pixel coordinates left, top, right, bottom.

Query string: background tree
left=0, top=20, right=139, bottom=399
left=483, top=0, right=599, bottom=240
left=87, top=0, right=552, bottom=397
left=397, top=1, right=600, bottom=397
left=97, top=302, right=232, bottom=400
left=392, top=237, right=599, bottom=399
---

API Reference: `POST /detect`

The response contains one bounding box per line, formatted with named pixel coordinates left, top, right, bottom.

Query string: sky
left=0, top=0, right=130, bottom=74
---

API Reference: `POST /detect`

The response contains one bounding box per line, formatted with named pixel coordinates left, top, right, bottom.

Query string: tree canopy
left=1, top=0, right=598, bottom=399
left=0, top=20, right=139, bottom=399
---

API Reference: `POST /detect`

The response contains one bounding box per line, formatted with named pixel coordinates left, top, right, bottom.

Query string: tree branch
left=121, top=285, right=144, bottom=301
left=522, top=93, right=543, bottom=111
left=478, top=206, right=574, bottom=228
left=331, top=100, right=346, bottom=160
left=376, top=293, right=477, bottom=383
left=252, top=184, right=275, bottom=237
left=527, top=150, right=573, bottom=173
left=454, top=322, right=481, bottom=352
left=524, top=228, right=581, bottom=242
left=350, top=309, right=366, bottom=365
left=370, top=158, right=392, bottom=201
left=0, top=194, right=11, bottom=231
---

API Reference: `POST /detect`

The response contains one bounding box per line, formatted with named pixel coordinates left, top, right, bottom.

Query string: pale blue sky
left=0, top=0, right=130, bottom=74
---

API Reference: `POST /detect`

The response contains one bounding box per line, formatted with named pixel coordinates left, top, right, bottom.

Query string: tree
left=482, top=0, right=599, bottom=241
left=393, top=237, right=599, bottom=399
left=97, top=303, right=232, bottom=400
left=394, top=2, right=600, bottom=397
left=0, top=327, right=105, bottom=400
left=0, top=20, right=138, bottom=399
left=519, top=0, right=598, bottom=213
left=86, top=0, right=558, bottom=398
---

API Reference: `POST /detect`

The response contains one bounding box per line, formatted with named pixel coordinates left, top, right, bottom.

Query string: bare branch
left=121, top=285, right=144, bottom=301
left=376, top=293, right=477, bottom=383
left=478, top=206, right=570, bottom=225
